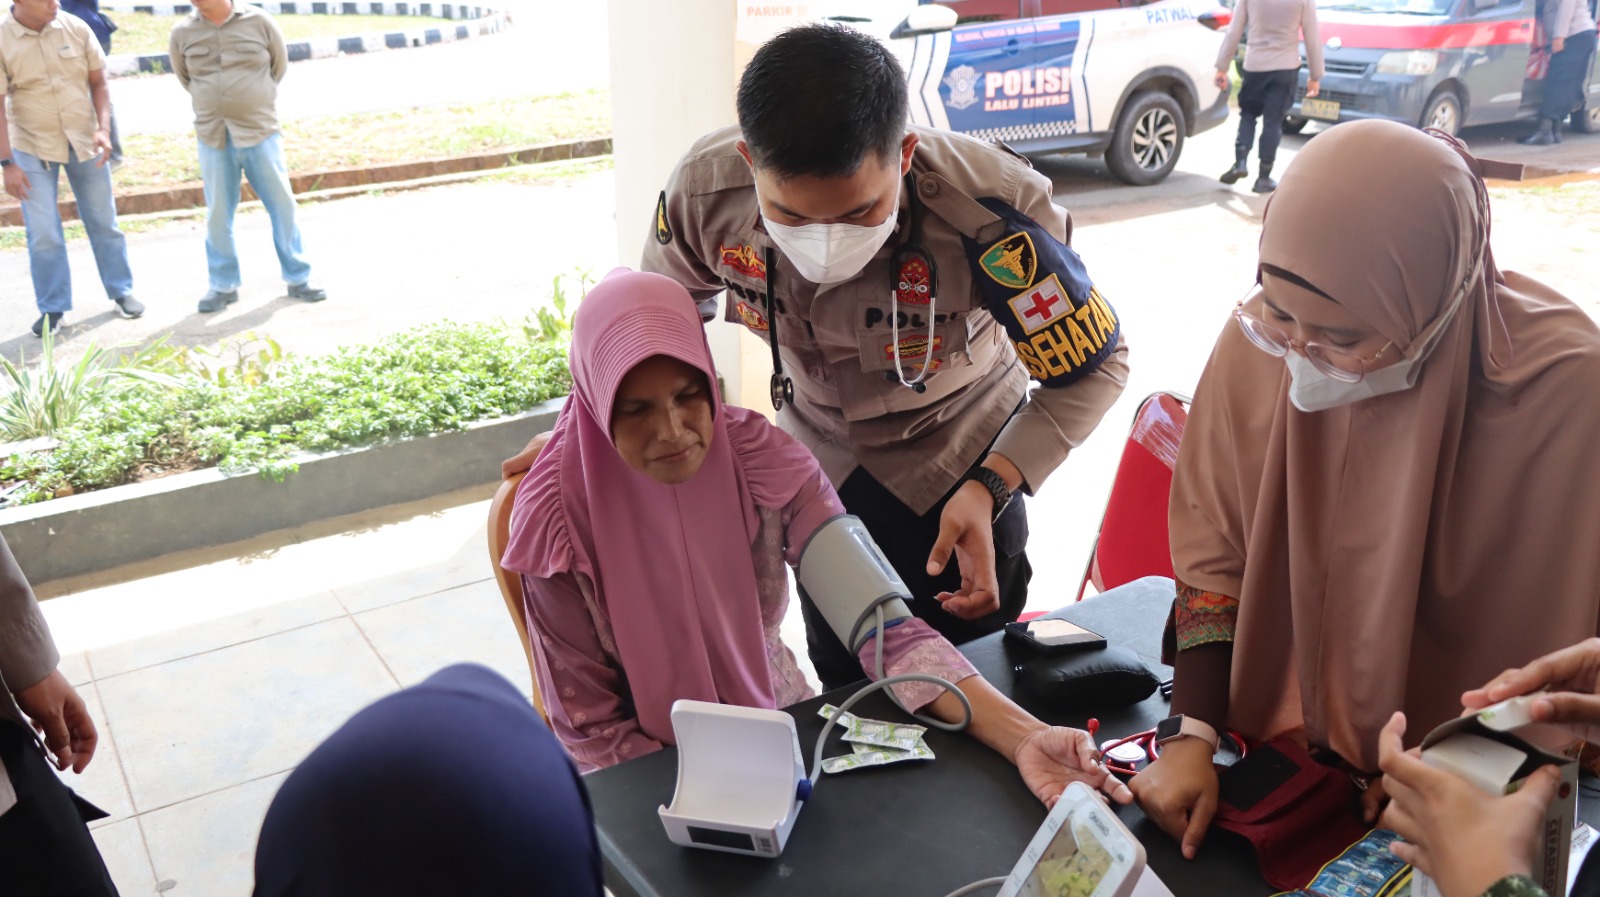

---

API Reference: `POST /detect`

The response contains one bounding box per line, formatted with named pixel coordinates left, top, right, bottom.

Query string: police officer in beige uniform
left=644, top=24, right=1130, bottom=690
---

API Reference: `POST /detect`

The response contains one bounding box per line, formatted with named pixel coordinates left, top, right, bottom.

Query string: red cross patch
left=1006, top=274, right=1072, bottom=335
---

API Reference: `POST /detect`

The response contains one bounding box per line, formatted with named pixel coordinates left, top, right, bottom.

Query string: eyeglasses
left=1233, top=286, right=1393, bottom=384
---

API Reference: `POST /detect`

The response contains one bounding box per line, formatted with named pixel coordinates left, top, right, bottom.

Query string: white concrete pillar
left=607, top=1, right=816, bottom=412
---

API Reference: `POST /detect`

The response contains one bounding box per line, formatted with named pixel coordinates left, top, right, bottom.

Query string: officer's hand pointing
left=928, top=480, right=1003, bottom=620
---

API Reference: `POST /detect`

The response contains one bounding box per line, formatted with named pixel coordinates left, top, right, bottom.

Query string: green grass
left=107, top=12, right=445, bottom=57
left=112, top=90, right=612, bottom=192
left=1490, top=179, right=1600, bottom=232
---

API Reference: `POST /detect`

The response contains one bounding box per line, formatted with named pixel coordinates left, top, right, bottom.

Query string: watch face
left=1156, top=716, right=1183, bottom=743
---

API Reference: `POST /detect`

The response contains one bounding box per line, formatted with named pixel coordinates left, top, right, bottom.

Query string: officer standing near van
left=644, top=24, right=1130, bottom=690
left=1213, top=0, right=1324, bottom=193
left=1520, top=0, right=1597, bottom=144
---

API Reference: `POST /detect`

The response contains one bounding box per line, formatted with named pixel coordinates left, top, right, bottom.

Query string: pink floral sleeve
left=521, top=571, right=662, bottom=773
left=860, top=620, right=978, bottom=710
left=779, top=470, right=977, bottom=710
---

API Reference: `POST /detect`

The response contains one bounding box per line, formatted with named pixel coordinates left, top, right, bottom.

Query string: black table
left=586, top=576, right=1598, bottom=897
left=588, top=576, right=1271, bottom=896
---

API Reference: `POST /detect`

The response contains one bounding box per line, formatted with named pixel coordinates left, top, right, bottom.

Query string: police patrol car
left=837, top=0, right=1232, bottom=185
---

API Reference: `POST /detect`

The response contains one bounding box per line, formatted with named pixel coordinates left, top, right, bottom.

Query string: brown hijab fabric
left=1170, top=119, right=1600, bottom=771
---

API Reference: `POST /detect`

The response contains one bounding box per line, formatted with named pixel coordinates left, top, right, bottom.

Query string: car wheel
left=1105, top=92, right=1186, bottom=186
left=1572, top=104, right=1600, bottom=134
left=1419, top=90, right=1462, bottom=137
left=1283, top=116, right=1310, bottom=135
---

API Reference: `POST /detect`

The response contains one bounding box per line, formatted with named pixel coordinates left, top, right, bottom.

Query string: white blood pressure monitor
left=658, top=700, right=810, bottom=858
left=659, top=515, right=924, bottom=859
left=997, top=782, right=1147, bottom=897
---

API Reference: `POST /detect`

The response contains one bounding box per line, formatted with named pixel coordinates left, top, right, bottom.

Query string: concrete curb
left=0, top=397, right=563, bottom=586
left=99, top=1, right=510, bottom=78
left=0, top=137, right=612, bottom=226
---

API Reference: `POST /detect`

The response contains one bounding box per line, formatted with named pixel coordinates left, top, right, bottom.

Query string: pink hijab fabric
left=1170, top=121, right=1600, bottom=770
left=501, top=268, right=820, bottom=745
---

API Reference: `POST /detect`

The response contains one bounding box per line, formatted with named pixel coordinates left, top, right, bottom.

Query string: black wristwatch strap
left=0, top=159, right=12, bottom=168
left=962, top=466, right=1013, bottom=522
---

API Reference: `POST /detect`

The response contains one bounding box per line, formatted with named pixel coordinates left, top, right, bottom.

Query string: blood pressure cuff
left=1211, top=737, right=1371, bottom=891
left=961, top=198, right=1120, bottom=388
left=1018, top=646, right=1158, bottom=708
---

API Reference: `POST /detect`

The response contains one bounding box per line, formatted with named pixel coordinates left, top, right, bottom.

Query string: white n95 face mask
left=762, top=201, right=899, bottom=286
left=1285, top=260, right=1476, bottom=413
left=1287, top=352, right=1425, bottom=413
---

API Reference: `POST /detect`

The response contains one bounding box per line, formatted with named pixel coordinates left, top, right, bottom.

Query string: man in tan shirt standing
left=0, top=0, right=141, bottom=338
left=170, top=0, right=325, bottom=313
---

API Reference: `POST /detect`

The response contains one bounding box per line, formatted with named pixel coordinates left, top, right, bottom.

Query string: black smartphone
left=1003, top=618, right=1107, bottom=655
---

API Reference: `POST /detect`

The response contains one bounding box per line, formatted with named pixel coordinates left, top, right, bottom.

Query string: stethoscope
left=762, top=172, right=940, bottom=412
left=1092, top=720, right=1250, bottom=779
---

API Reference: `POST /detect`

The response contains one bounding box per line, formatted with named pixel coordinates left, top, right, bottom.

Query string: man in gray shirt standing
left=170, top=0, right=326, bottom=312
left=1214, top=0, right=1324, bottom=193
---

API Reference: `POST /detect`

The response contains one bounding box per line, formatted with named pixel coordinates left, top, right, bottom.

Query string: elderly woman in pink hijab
left=1130, top=120, right=1600, bottom=864
left=500, top=268, right=1129, bottom=808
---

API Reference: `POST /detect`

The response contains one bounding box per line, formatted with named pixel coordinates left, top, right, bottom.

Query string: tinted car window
left=941, top=0, right=1026, bottom=24
left=1039, top=0, right=1127, bottom=12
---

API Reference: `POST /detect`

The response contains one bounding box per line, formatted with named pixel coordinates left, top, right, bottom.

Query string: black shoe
left=113, top=295, right=144, bottom=319
left=32, top=313, right=63, bottom=337
left=1519, top=119, right=1558, bottom=145
left=287, top=282, right=327, bottom=303
left=1252, top=176, right=1278, bottom=194
left=1220, top=161, right=1249, bottom=184
left=197, top=289, right=239, bottom=313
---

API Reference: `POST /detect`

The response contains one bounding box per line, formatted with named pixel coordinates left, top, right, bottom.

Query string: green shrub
left=0, top=329, right=181, bottom=441
left=0, top=321, right=571, bottom=505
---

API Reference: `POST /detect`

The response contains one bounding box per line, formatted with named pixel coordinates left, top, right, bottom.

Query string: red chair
left=1075, top=391, right=1191, bottom=601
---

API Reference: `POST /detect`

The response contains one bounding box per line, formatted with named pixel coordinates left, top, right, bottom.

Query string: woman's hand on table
left=1377, top=712, right=1556, bottom=897
left=1013, top=725, right=1134, bottom=809
left=1462, top=637, right=1600, bottom=743
left=1129, top=737, right=1218, bottom=859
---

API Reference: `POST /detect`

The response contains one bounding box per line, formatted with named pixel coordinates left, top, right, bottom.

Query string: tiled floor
left=34, top=457, right=1100, bottom=895
left=37, top=488, right=547, bottom=897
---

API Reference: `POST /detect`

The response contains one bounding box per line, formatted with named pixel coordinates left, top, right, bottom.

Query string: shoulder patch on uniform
left=979, top=231, right=1037, bottom=290
left=655, top=190, right=672, bottom=245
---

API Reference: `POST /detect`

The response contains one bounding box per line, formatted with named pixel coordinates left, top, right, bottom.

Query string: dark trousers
left=1541, top=28, right=1598, bottom=121
left=0, top=721, right=118, bottom=897
left=797, top=468, right=1032, bottom=692
left=1235, top=69, right=1300, bottom=171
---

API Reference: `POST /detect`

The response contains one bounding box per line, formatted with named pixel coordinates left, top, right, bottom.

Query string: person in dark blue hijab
left=253, top=663, right=603, bottom=897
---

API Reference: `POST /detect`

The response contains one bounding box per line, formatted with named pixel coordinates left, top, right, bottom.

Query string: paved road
left=111, top=0, right=612, bottom=136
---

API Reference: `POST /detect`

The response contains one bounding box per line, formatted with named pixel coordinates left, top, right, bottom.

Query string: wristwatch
left=1155, top=714, right=1221, bottom=752
left=0, top=158, right=12, bottom=168
left=961, top=466, right=1013, bottom=522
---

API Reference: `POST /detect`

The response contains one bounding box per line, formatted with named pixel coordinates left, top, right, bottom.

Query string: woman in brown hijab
left=1129, top=119, right=1600, bottom=862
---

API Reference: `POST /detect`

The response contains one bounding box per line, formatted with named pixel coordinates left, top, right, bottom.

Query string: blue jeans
left=14, top=148, right=134, bottom=315
left=197, top=132, right=312, bottom=292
